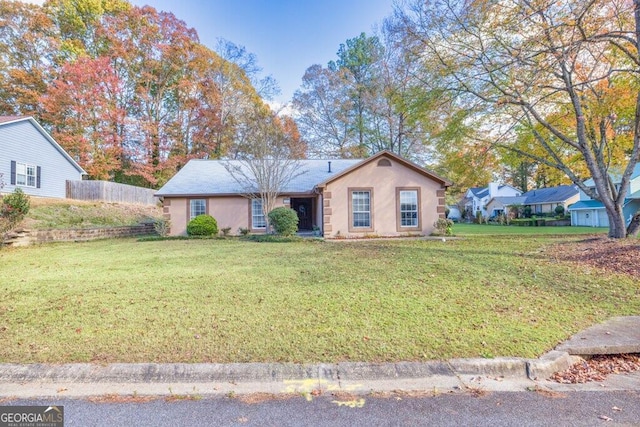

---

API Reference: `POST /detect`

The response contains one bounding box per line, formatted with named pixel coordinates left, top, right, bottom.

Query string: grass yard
left=1, top=234, right=638, bottom=364
left=453, top=223, right=609, bottom=236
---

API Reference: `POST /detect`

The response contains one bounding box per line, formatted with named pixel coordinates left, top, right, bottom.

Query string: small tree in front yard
left=223, top=106, right=307, bottom=231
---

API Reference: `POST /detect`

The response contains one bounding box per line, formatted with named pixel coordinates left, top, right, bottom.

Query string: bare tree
left=223, top=107, right=307, bottom=231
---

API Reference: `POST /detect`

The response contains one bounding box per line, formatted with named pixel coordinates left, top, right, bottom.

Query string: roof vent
left=328, top=161, right=332, bottom=173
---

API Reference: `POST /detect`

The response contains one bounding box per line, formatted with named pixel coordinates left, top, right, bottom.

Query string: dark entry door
left=292, top=198, right=313, bottom=231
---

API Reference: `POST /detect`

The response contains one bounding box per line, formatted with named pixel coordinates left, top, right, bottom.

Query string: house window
left=251, top=199, right=266, bottom=229
left=351, top=190, right=371, bottom=229
left=189, top=199, right=206, bottom=220
left=396, top=187, right=421, bottom=231
left=399, top=190, right=418, bottom=227
left=16, top=163, right=36, bottom=187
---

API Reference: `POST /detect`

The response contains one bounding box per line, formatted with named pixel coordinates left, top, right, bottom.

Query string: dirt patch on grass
left=548, top=236, right=640, bottom=279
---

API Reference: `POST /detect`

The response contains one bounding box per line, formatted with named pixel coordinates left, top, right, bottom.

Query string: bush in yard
left=2, top=188, right=30, bottom=223
left=1, top=188, right=31, bottom=242
left=153, top=218, right=171, bottom=237
left=433, top=218, right=453, bottom=236
left=268, top=207, right=298, bottom=236
left=555, top=205, right=565, bottom=216
left=187, top=214, right=218, bottom=236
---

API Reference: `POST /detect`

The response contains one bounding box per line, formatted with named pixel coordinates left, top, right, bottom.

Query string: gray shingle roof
left=469, top=187, right=487, bottom=197
left=521, top=185, right=578, bottom=204
left=156, top=158, right=362, bottom=196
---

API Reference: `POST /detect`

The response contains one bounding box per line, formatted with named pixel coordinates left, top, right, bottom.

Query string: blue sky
left=127, top=0, right=396, bottom=104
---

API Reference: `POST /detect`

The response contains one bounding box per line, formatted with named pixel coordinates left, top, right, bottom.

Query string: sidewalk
left=1, top=317, right=639, bottom=399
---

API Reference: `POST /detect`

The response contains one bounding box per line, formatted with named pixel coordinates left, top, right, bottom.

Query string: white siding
left=0, top=120, right=84, bottom=198
left=573, top=209, right=609, bottom=227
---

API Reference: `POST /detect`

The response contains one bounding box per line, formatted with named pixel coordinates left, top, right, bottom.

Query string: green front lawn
left=453, top=223, right=609, bottom=236
left=1, top=235, right=637, bottom=364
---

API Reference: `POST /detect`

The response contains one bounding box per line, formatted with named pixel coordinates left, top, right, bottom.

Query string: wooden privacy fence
left=66, top=180, right=158, bottom=205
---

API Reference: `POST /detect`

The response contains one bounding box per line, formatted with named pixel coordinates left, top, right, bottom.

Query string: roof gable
left=583, top=163, right=640, bottom=187
left=0, top=116, right=86, bottom=175
left=316, top=150, right=452, bottom=188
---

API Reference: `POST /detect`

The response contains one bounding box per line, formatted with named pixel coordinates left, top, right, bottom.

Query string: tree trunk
left=604, top=204, right=627, bottom=238
left=627, top=211, right=640, bottom=237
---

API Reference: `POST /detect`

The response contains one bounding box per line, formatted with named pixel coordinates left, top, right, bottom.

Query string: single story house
left=463, top=182, right=521, bottom=218
left=156, top=150, right=452, bottom=238
left=485, top=185, right=579, bottom=218
left=0, top=116, right=86, bottom=198
left=569, top=165, right=640, bottom=227
left=485, top=196, right=527, bottom=218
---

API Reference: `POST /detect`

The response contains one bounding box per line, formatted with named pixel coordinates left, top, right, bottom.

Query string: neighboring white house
left=0, top=116, right=86, bottom=198
left=568, top=165, right=640, bottom=227
left=463, top=182, right=521, bottom=219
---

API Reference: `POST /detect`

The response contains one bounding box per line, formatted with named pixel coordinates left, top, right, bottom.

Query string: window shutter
left=36, top=166, right=41, bottom=188
left=10, top=161, right=16, bottom=185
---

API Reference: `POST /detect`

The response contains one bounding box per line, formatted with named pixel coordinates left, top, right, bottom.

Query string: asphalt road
left=7, top=391, right=640, bottom=426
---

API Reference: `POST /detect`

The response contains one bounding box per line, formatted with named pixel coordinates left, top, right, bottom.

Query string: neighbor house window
left=399, top=190, right=418, bottom=227
left=350, top=189, right=372, bottom=230
left=189, top=199, right=206, bottom=220
left=16, top=163, right=36, bottom=187
left=251, top=199, right=266, bottom=229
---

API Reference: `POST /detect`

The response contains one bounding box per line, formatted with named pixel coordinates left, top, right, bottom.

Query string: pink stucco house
left=156, top=150, right=451, bottom=238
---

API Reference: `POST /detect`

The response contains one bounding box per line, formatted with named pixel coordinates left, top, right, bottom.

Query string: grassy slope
left=1, top=234, right=637, bottom=364
left=22, top=197, right=162, bottom=229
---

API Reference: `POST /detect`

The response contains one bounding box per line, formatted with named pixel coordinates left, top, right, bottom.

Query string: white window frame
left=189, top=199, right=206, bottom=220
left=251, top=199, right=266, bottom=229
left=16, top=162, right=36, bottom=188
left=399, top=190, right=419, bottom=227
left=351, top=190, right=371, bottom=228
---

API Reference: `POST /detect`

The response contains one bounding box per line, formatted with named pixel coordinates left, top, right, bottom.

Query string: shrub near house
left=0, top=188, right=30, bottom=238
left=187, top=214, right=218, bottom=236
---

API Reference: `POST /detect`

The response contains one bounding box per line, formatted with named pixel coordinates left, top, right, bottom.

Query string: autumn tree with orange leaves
left=0, top=0, right=301, bottom=188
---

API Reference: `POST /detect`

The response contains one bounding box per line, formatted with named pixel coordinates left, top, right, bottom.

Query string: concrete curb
left=0, top=359, right=536, bottom=385
left=2, top=351, right=640, bottom=398
left=449, top=357, right=528, bottom=378
left=526, top=351, right=577, bottom=381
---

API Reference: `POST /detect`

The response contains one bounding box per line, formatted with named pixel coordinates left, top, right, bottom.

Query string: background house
left=569, top=165, right=640, bottom=227
left=156, top=151, right=451, bottom=238
left=486, top=185, right=579, bottom=218
left=0, top=116, right=85, bottom=198
left=463, top=182, right=521, bottom=219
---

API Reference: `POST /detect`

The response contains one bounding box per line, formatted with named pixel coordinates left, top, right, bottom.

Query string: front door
left=292, top=198, right=313, bottom=231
